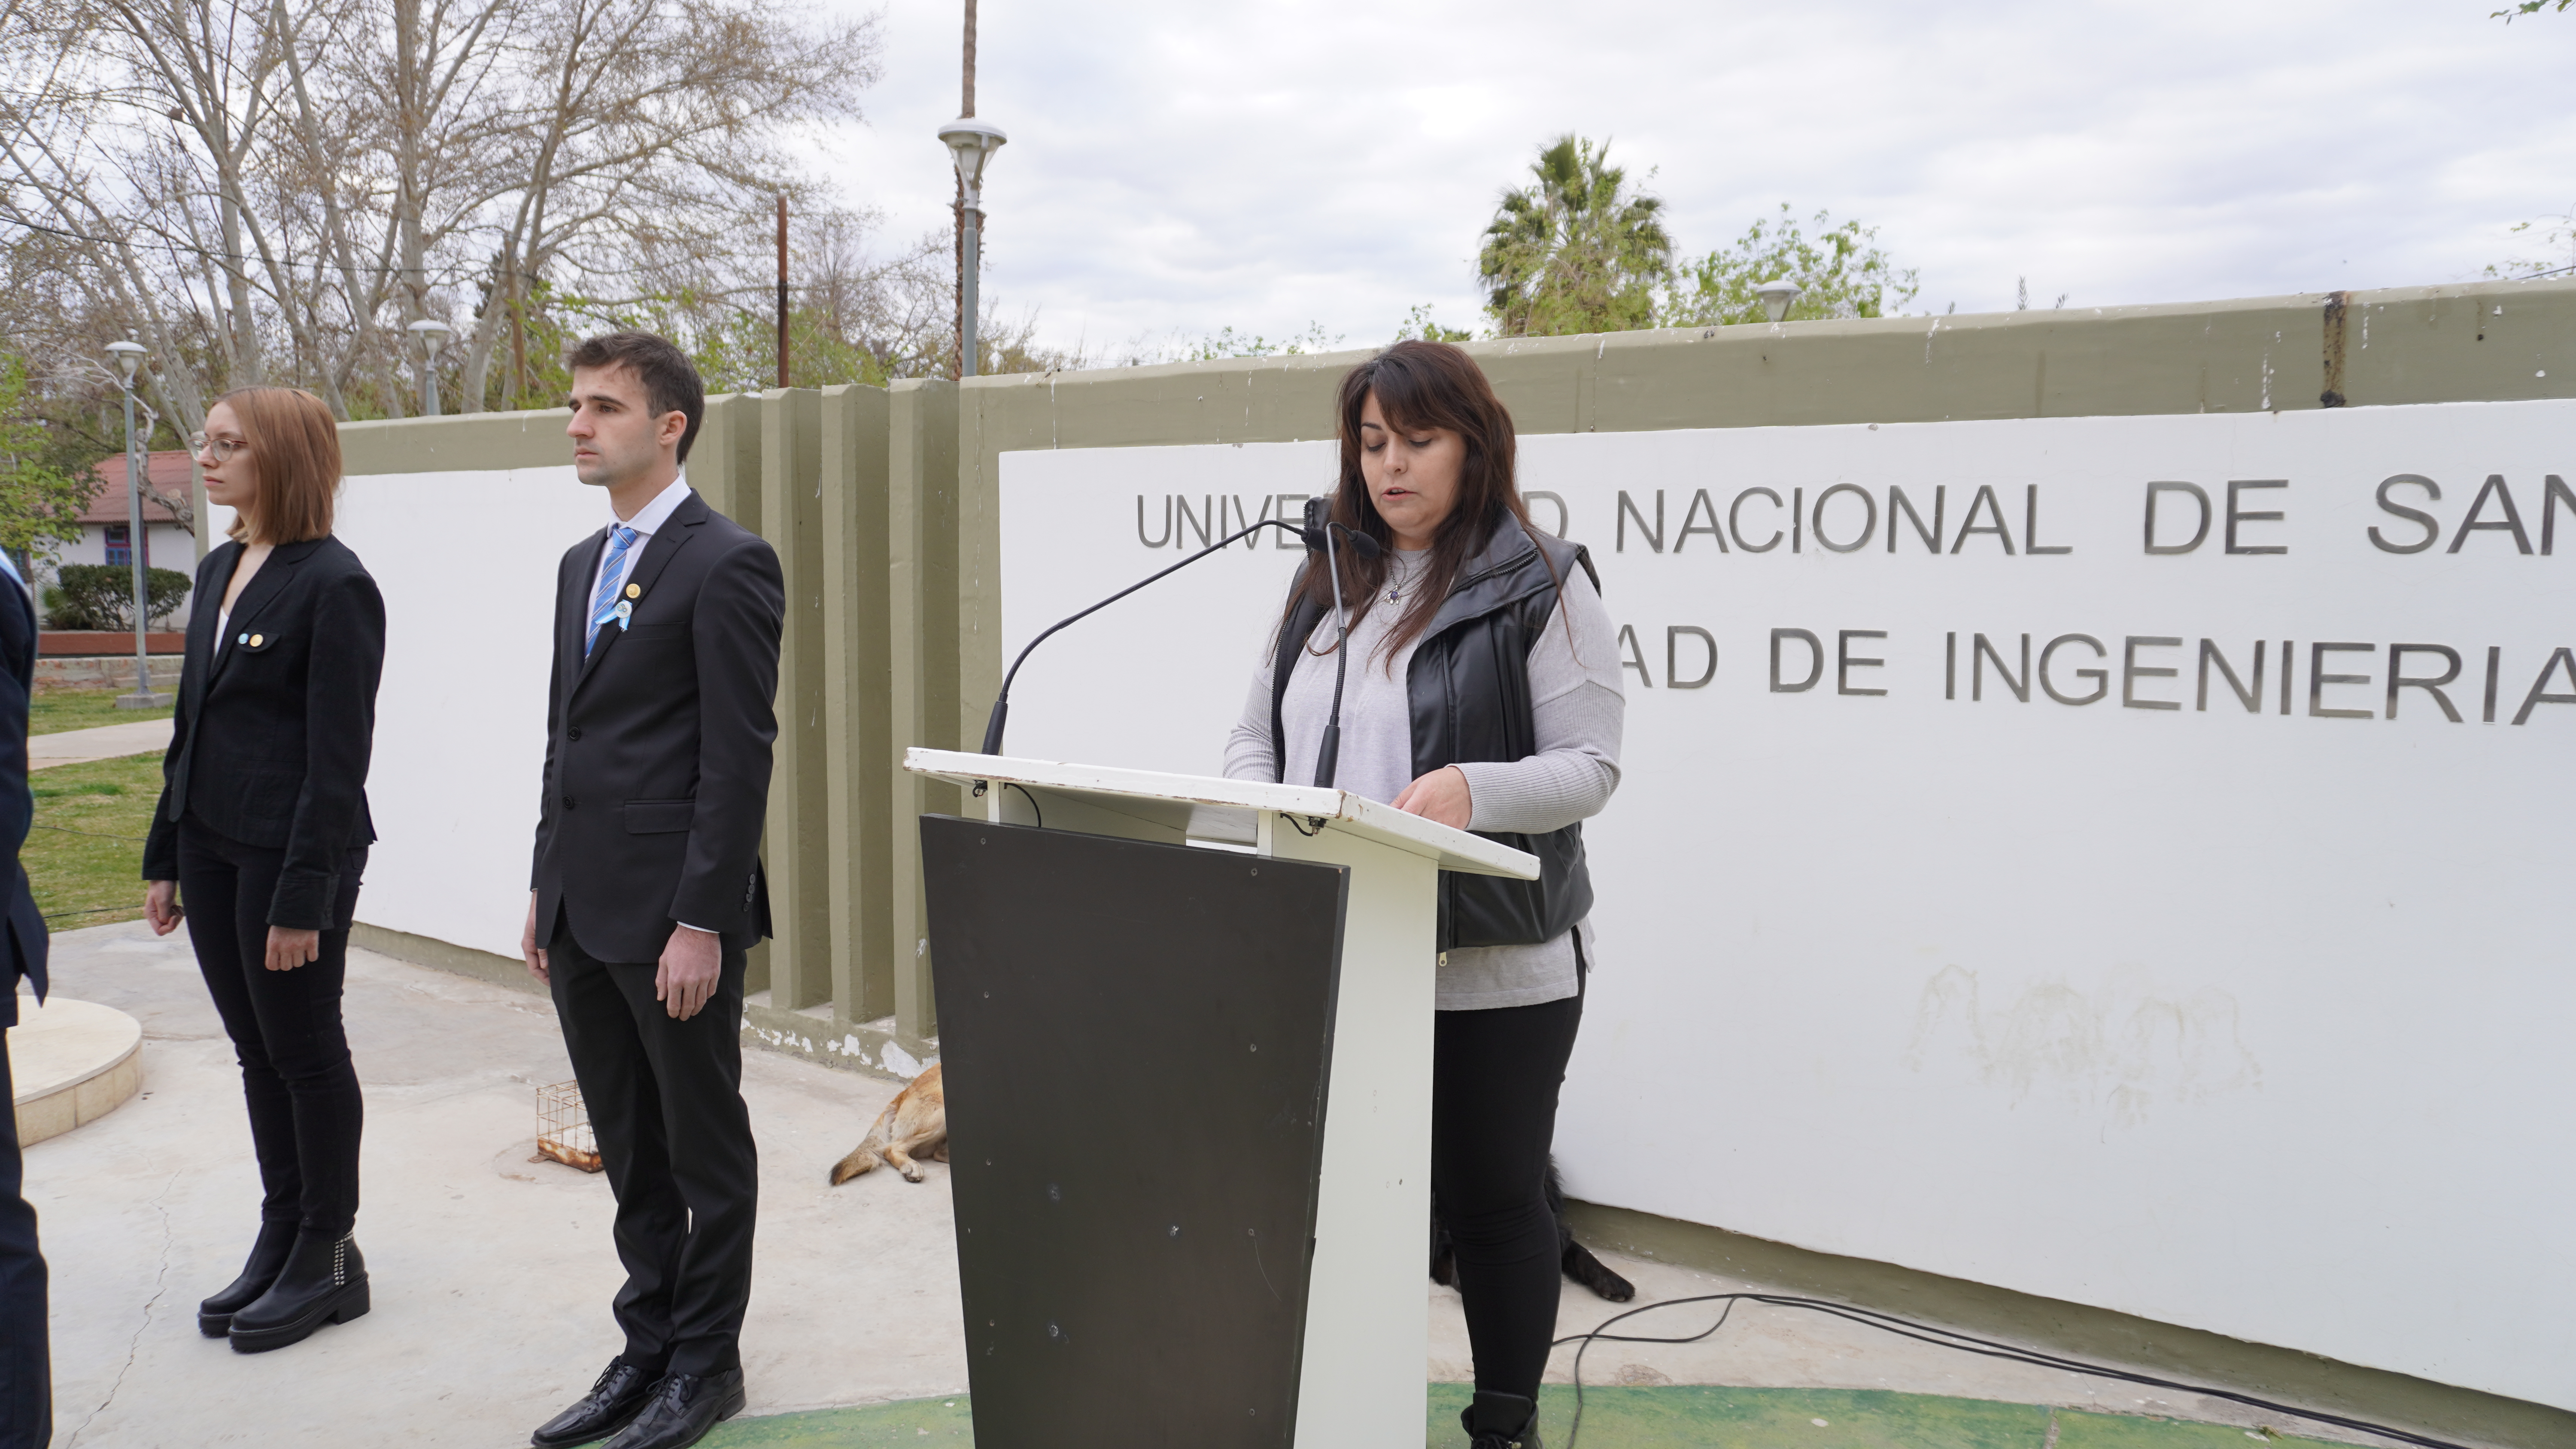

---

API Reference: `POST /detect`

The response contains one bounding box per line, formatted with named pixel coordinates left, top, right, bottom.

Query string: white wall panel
left=993, top=401, right=2576, bottom=1410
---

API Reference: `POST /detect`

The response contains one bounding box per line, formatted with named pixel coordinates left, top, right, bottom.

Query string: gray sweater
left=1222, top=548, right=1624, bottom=1009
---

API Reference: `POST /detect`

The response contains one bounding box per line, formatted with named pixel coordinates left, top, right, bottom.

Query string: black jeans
left=548, top=917, right=757, bottom=1377
left=1431, top=953, right=1586, bottom=1404
left=179, top=817, right=368, bottom=1239
left=0, top=1013, right=49, bottom=1449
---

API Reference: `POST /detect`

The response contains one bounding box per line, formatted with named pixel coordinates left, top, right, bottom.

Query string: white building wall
left=213, top=471, right=604, bottom=964
left=39, top=521, right=202, bottom=627
left=295, top=403, right=2575, bottom=1413
left=988, top=402, right=2576, bottom=1414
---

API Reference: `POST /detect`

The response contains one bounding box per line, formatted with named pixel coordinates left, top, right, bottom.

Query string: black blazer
left=143, top=537, right=385, bottom=930
left=2, top=561, right=43, bottom=1028
left=531, top=491, right=783, bottom=964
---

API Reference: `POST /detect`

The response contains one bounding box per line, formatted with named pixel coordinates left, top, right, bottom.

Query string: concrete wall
left=947, top=280, right=2576, bottom=1445
left=332, top=391, right=948, bottom=1076
left=321, top=279, right=2576, bottom=1446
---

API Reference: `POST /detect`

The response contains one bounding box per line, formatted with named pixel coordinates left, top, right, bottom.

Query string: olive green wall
left=334, top=279, right=2576, bottom=1441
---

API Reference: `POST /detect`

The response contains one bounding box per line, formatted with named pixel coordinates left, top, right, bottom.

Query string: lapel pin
left=624, top=583, right=641, bottom=600
left=612, top=600, right=633, bottom=631
left=249, top=634, right=263, bottom=648
left=237, top=633, right=249, bottom=645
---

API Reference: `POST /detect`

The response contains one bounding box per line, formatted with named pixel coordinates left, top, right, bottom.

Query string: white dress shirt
left=583, top=473, right=714, bottom=937
left=586, top=473, right=693, bottom=633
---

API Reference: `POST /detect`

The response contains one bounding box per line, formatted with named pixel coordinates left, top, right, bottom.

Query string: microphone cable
left=1549, top=1292, right=2474, bottom=1449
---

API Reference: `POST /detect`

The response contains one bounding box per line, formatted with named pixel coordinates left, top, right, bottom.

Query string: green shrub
left=46, top=564, right=190, bottom=631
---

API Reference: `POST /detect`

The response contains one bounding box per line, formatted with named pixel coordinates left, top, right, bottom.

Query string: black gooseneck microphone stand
left=976, top=502, right=1380, bottom=778
left=1308, top=500, right=1355, bottom=790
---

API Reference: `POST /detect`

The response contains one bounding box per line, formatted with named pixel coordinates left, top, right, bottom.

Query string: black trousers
left=179, top=817, right=368, bottom=1239
left=1430, top=964, right=1585, bottom=1404
left=0, top=1019, right=49, bottom=1449
left=547, top=919, right=757, bottom=1377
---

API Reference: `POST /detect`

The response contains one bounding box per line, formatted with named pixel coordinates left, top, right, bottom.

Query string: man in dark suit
left=520, top=332, right=782, bottom=1449
left=1, top=546, right=52, bottom=1449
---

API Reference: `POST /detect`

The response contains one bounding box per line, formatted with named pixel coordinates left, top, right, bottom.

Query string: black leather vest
left=1270, top=517, right=1601, bottom=951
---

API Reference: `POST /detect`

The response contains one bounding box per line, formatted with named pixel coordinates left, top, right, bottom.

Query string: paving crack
left=65, top=1170, right=179, bottom=1449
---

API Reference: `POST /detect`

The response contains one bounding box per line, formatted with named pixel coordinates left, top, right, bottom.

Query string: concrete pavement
left=28, top=920, right=962, bottom=1448
left=19, top=920, right=2407, bottom=1449
left=29, top=718, right=173, bottom=771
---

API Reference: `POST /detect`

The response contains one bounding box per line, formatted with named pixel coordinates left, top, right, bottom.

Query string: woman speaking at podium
left=1223, top=340, right=1622, bottom=1449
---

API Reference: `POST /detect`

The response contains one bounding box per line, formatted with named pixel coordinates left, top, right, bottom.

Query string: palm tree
left=1477, top=136, right=1673, bottom=338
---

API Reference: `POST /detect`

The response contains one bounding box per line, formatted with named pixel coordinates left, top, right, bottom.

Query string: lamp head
left=1754, top=279, right=1803, bottom=324
left=105, top=338, right=146, bottom=383
left=407, top=318, right=454, bottom=355
left=937, top=118, right=1009, bottom=199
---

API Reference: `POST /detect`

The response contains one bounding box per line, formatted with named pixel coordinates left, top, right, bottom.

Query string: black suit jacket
left=531, top=491, right=783, bottom=963
left=143, top=537, right=385, bottom=929
left=2, top=560, right=43, bottom=1029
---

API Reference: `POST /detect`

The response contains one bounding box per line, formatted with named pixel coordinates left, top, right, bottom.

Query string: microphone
left=1301, top=497, right=1380, bottom=791
left=975, top=501, right=1384, bottom=764
left=980, top=512, right=1337, bottom=757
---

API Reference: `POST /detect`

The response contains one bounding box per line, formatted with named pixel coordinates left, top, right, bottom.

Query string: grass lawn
left=24, top=751, right=163, bottom=931
left=30, top=686, right=176, bottom=736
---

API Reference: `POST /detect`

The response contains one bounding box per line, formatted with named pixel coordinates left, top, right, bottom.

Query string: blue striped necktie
left=585, top=525, right=639, bottom=655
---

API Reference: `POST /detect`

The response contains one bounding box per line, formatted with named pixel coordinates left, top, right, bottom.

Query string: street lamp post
left=407, top=318, right=454, bottom=415
left=104, top=338, right=167, bottom=709
left=937, top=118, right=1007, bottom=378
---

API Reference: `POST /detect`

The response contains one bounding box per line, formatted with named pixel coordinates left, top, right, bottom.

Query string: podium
left=904, top=748, right=1540, bottom=1448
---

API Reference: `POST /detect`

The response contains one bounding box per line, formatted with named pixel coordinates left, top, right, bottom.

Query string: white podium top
left=905, top=749, right=1540, bottom=881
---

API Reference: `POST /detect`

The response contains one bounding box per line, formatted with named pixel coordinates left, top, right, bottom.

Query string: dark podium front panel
left=920, top=815, right=1349, bottom=1448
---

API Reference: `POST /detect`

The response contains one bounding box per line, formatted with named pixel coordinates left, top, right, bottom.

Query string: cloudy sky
left=802, top=0, right=2576, bottom=357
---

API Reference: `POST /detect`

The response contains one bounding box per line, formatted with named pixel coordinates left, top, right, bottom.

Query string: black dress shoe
left=532, top=1361, right=660, bottom=1448
left=197, top=1220, right=297, bottom=1337
left=1461, top=1389, right=1543, bottom=1449
left=602, top=1368, right=746, bottom=1449
left=227, top=1231, right=369, bottom=1353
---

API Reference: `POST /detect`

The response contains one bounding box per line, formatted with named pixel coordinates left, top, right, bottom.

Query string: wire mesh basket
left=535, top=1079, right=603, bottom=1173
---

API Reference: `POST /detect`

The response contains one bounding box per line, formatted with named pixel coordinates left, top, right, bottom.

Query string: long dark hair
left=1290, top=341, right=1545, bottom=667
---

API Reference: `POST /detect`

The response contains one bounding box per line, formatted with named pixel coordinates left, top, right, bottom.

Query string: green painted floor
left=697, top=1386, right=2357, bottom=1447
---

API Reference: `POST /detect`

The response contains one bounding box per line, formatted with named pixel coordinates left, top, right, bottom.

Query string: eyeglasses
left=188, top=432, right=249, bottom=462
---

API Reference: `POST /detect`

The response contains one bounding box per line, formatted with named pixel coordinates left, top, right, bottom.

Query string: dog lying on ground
left=1431, top=1159, right=1635, bottom=1302
left=827, top=1063, right=948, bottom=1184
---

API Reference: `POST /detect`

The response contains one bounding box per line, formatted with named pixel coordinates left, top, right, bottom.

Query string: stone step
left=9, top=995, right=144, bottom=1146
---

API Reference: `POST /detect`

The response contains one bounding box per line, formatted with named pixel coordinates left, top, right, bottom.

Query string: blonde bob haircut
left=215, top=387, right=340, bottom=545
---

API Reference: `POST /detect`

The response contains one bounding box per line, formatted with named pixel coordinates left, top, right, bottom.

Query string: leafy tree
left=1662, top=204, right=1921, bottom=327
left=1177, top=324, right=1345, bottom=361
left=1394, top=305, right=1472, bottom=344
left=0, top=354, right=91, bottom=563
left=1478, top=136, right=1673, bottom=337
left=2484, top=204, right=2576, bottom=281
left=2494, top=0, right=2571, bottom=18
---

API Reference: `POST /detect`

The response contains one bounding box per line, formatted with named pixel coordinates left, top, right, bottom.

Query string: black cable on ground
left=1549, top=1293, right=2470, bottom=1449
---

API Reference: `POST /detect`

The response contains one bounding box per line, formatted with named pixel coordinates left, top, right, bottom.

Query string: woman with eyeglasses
left=141, top=388, right=385, bottom=1353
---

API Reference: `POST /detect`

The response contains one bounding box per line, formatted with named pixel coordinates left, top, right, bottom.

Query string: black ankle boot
left=1461, top=1389, right=1543, bottom=1449
left=197, top=1221, right=298, bottom=1337
left=228, top=1231, right=369, bottom=1353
